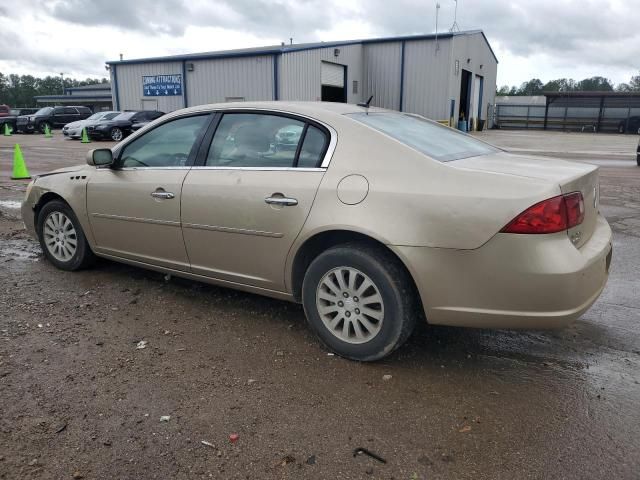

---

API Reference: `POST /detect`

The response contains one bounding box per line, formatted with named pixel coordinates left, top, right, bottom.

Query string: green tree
left=517, top=78, right=544, bottom=96
left=576, top=76, right=613, bottom=91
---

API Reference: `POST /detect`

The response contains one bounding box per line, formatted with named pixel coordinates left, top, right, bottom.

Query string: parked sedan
left=21, top=102, right=612, bottom=361
left=618, top=116, right=640, bottom=134
left=63, top=111, right=121, bottom=139
left=88, top=110, right=164, bottom=141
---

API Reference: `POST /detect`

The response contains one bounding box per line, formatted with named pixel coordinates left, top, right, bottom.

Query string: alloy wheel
left=316, top=267, right=384, bottom=344
left=43, top=211, right=78, bottom=262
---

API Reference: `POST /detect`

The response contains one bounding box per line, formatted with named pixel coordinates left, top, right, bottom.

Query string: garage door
left=321, top=62, right=345, bottom=87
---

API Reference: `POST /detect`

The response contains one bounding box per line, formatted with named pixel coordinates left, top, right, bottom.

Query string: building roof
left=65, top=83, right=111, bottom=91
left=544, top=91, right=640, bottom=98
left=34, top=94, right=112, bottom=103
left=106, top=30, right=497, bottom=65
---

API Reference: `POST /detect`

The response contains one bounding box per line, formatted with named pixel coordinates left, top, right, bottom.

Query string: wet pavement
left=0, top=131, right=638, bottom=479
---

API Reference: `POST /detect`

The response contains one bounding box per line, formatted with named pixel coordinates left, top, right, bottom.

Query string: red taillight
left=501, top=192, right=584, bottom=234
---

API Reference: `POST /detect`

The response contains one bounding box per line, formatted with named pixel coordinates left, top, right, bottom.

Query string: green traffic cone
left=11, top=144, right=31, bottom=180
left=3, top=123, right=12, bottom=136
left=81, top=127, right=91, bottom=143
left=44, top=124, right=52, bottom=138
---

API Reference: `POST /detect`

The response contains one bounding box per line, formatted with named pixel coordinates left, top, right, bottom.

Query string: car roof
left=168, top=101, right=389, bottom=122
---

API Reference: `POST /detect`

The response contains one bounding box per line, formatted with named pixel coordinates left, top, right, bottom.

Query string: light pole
left=60, top=72, right=64, bottom=94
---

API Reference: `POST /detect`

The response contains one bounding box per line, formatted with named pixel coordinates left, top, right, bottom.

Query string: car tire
left=36, top=200, right=96, bottom=271
left=39, top=121, right=51, bottom=134
left=301, top=243, right=418, bottom=361
left=618, top=124, right=625, bottom=134
left=110, top=127, right=123, bottom=142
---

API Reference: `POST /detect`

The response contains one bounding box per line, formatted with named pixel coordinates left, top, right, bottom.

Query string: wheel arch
left=34, top=192, right=69, bottom=224
left=288, top=229, right=425, bottom=316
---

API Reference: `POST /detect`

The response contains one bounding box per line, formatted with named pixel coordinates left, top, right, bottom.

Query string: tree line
left=498, top=73, right=640, bottom=96
left=0, top=73, right=109, bottom=107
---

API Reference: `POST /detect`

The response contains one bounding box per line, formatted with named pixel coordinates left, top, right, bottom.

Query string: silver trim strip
left=189, top=166, right=325, bottom=172
left=91, top=213, right=180, bottom=227
left=182, top=222, right=283, bottom=238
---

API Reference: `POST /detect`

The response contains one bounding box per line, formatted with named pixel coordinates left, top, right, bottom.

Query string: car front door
left=180, top=112, right=332, bottom=292
left=86, top=114, right=212, bottom=270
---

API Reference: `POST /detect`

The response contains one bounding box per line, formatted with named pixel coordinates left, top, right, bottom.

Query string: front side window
left=53, top=107, right=65, bottom=115
left=119, top=115, right=209, bottom=168
left=64, top=107, right=78, bottom=114
left=348, top=112, right=499, bottom=162
left=206, top=113, right=305, bottom=168
left=35, top=107, right=53, bottom=116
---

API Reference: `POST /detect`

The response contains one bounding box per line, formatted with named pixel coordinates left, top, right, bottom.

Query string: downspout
left=399, top=41, right=405, bottom=112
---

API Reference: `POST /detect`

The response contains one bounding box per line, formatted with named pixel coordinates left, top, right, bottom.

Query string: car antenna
left=357, top=95, right=374, bottom=114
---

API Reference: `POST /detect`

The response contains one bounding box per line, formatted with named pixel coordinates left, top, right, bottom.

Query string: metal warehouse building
left=107, top=29, right=497, bottom=129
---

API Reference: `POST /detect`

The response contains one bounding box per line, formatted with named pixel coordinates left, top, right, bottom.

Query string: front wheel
left=110, top=127, right=123, bottom=141
left=302, top=243, right=418, bottom=361
left=39, top=122, right=51, bottom=134
left=37, top=200, right=95, bottom=271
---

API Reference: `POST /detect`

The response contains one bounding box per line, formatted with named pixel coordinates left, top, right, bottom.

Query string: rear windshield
left=348, top=112, right=499, bottom=162
left=113, top=112, right=136, bottom=121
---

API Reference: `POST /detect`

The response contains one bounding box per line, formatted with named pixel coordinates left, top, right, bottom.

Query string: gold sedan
left=21, top=102, right=613, bottom=361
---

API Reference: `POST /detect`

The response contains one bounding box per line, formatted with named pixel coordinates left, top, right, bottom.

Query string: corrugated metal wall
left=451, top=33, right=498, bottom=127
left=402, top=38, right=453, bottom=120
left=278, top=44, right=363, bottom=103
left=115, top=61, right=184, bottom=112
left=362, top=42, right=402, bottom=110
left=186, top=56, right=274, bottom=106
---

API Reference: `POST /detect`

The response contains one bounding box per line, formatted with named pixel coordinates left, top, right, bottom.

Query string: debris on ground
left=201, top=440, right=215, bottom=448
left=382, top=374, right=392, bottom=381
left=229, top=433, right=239, bottom=444
left=159, top=415, right=171, bottom=422
left=306, top=455, right=316, bottom=465
left=353, top=447, right=387, bottom=464
left=136, top=340, right=148, bottom=350
left=72, top=472, right=84, bottom=479
left=459, top=425, right=472, bottom=433
left=280, top=455, right=296, bottom=466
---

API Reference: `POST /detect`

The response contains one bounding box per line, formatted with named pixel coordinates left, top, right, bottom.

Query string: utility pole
left=60, top=72, right=64, bottom=94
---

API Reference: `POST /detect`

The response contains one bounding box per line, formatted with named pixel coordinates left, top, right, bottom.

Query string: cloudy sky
left=1, top=0, right=637, bottom=88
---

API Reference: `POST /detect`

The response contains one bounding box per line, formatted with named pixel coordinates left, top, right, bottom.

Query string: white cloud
left=0, top=0, right=638, bottom=87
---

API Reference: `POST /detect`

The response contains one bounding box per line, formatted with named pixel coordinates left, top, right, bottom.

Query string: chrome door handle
left=265, top=196, right=298, bottom=206
left=151, top=191, right=175, bottom=199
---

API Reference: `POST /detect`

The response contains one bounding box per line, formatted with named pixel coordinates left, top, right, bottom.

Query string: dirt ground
left=0, top=131, right=639, bottom=479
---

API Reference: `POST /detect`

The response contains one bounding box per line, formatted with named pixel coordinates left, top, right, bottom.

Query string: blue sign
left=143, top=74, right=182, bottom=96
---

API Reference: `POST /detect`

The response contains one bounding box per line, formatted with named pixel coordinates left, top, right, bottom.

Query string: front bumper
left=63, top=128, right=81, bottom=138
left=393, top=214, right=613, bottom=329
left=21, top=199, right=37, bottom=239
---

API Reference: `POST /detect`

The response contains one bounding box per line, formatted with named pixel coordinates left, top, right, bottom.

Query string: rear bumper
left=393, top=214, right=613, bottom=329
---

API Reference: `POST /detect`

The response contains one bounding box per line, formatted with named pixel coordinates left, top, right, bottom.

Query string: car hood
left=65, top=120, right=84, bottom=129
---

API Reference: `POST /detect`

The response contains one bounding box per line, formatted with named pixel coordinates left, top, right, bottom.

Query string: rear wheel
left=110, top=127, right=123, bottom=141
left=302, top=243, right=418, bottom=361
left=37, top=200, right=95, bottom=271
left=39, top=121, right=51, bottom=134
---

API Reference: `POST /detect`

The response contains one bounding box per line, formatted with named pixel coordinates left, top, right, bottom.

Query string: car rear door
left=86, top=113, right=212, bottom=270
left=180, top=111, right=332, bottom=292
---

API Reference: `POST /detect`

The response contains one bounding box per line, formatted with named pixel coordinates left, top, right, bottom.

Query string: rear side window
left=348, top=112, right=498, bottom=162
left=298, top=126, right=328, bottom=168
left=53, top=107, right=65, bottom=115
left=63, top=107, right=78, bottom=114
left=77, top=107, right=91, bottom=114
left=206, top=113, right=305, bottom=168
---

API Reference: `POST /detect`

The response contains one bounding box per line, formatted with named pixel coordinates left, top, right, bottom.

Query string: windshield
left=103, top=112, right=120, bottom=120
left=113, top=112, right=136, bottom=121
left=348, top=112, right=499, bottom=162
left=35, top=107, right=53, bottom=116
left=87, top=112, right=104, bottom=120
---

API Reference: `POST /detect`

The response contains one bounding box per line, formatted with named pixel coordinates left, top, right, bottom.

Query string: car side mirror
left=87, top=148, right=114, bottom=167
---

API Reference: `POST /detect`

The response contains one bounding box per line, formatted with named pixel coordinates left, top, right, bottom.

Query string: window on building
left=353, top=80, right=358, bottom=95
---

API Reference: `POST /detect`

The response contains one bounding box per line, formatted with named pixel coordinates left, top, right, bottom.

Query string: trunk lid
left=454, top=152, right=600, bottom=247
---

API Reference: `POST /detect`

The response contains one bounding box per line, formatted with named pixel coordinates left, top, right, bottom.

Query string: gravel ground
left=0, top=131, right=639, bottom=479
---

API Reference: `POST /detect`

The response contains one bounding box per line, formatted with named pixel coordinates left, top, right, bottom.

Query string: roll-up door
left=321, top=62, right=345, bottom=87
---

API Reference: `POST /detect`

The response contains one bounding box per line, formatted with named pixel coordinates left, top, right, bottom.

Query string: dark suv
left=0, top=108, right=38, bottom=133
left=88, top=110, right=164, bottom=141
left=17, top=106, right=93, bottom=133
